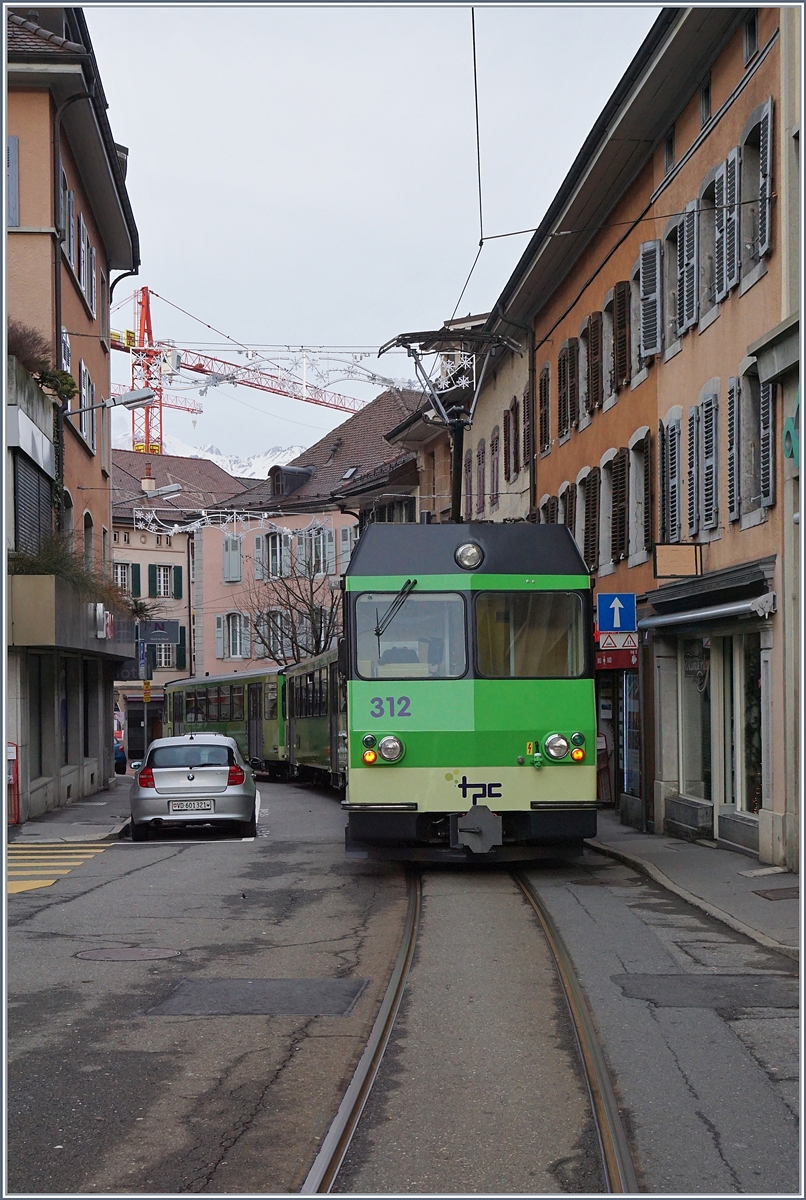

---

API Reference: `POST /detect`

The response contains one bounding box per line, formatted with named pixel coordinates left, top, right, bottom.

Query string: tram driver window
left=475, top=592, right=585, bottom=678
left=355, top=593, right=467, bottom=679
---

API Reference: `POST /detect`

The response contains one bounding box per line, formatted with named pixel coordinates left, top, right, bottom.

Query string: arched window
left=740, top=100, right=773, bottom=276
left=83, top=511, right=94, bottom=570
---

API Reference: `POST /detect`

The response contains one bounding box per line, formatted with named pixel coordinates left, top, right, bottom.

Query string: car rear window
left=148, top=745, right=233, bottom=768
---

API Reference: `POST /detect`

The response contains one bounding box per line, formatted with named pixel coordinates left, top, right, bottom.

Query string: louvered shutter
left=148, top=563, right=158, bottom=597
left=557, top=349, right=569, bottom=437
left=639, top=242, right=661, bottom=357
left=295, top=532, right=308, bottom=576
left=667, top=420, right=682, bottom=543
left=547, top=495, right=559, bottom=524
left=675, top=219, right=686, bottom=336
left=255, top=614, right=267, bottom=659
left=683, top=200, right=699, bottom=330
left=757, top=101, right=772, bottom=258
left=565, top=484, right=577, bottom=539
left=714, top=163, right=727, bottom=302
left=463, top=449, right=473, bottom=519
left=658, top=421, right=668, bottom=543
left=176, top=626, right=187, bottom=670
left=503, top=409, right=512, bottom=480
left=325, top=528, right=336, bottom=575
left=687, top=407, right=700, bottom=536
left=14, top=453, right=53, bottom=554
left=173, top=565, right=182, bottom=599
left=614, top=281, right=631, bottom=389
left=759, top=381, right=775, bottom=507
left=588, top=313, right=603, bottom=409
left=67, top=192, right=75, bottom=263
left=215, top=615, right=225, bottom=658
left=254, top=534, right=265, bottom=580
left=78, top=214, right=86, bottom=288
left=612, top=448, right=629, bottom=561
left=642, top=430, right=653, bottom=551
left=567, top=339, right=579, bottom=427
left=241, top=614, right=251, bottom=659
left=701, top=395, right=718, bottom=529
left=538, top=369, right=550, bottom=452
left=282, top=531, right=292, bottom=577
left=511, top=400, right=520, bottom=475
left=476, top=441, right=486, bottom=513
left=89, top=246, right=97, bottom=316
left=130, top=563, right=141, bottom=597
left=725, top=148, right=740, bottom=289
left=583, top=469, right=600, bottom=571
left=7, top=136, right=19, bottom=227
left=339, top=526, right=352, bottom=573
left=522, top=386, right=532, bottom=464
left=727, top=378, right=740, bottom=521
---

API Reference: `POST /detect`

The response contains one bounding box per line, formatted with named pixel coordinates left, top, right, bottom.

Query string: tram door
left=247, top=684, right=263, bottom=762
left=173, top=691, right=184, bottom=736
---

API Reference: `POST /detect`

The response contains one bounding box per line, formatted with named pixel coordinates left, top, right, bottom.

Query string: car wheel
left=239, top=812, right=257, bottom=838
left=130, top=818, right=151, bottom=842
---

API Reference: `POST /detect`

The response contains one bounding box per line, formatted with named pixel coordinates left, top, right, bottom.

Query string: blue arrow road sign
left=597, top=592, right=637, bottom=633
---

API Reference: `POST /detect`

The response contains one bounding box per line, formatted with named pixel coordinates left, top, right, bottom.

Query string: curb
left=9, top=818, right=131, bottom=845
left=585, top=838, right=799, bottom=962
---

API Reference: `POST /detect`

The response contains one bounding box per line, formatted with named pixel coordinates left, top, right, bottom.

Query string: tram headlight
left=544, top=734, right=570, bottom=760
left=455, top=541, right=484, bottom=570
left=377, top=735, right=404, bottom=762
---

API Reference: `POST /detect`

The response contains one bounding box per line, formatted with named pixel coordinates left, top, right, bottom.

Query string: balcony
left=9, top=574, right=135, bottom=659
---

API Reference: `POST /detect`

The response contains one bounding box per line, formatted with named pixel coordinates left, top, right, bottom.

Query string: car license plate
left=169, top=800, right=213, bottom=812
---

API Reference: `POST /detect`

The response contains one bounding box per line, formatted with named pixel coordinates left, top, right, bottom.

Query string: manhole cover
left=147, top=977, right=369, bottom=1016
left=77, top=948, right=180, bottom=961
left=752, top=886, right=799, bottom=901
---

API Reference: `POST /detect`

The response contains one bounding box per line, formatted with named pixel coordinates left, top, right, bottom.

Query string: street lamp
left=66, top=387, right=156, bottom=416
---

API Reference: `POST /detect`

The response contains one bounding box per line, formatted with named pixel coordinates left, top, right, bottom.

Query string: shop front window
left=742, top=634, right=763, bottom=813
left=622, top=671, right=641, bottom=796
left=680, top=638, right=711, bottom=800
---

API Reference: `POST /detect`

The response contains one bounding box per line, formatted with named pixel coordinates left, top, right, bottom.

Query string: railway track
left=301, top=867, right=640, bottom=1194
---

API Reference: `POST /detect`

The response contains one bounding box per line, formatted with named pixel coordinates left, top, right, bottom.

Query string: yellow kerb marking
left=8, top=880, right=57, bottom=893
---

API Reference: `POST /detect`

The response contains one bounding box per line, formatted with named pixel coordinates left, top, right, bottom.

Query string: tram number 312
left=369, top=696, right=411, bottom=718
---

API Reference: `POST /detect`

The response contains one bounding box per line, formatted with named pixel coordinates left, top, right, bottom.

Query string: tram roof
left=346, top=522, right=589, bottom=580
left=165, top=666, right=283, bottom=689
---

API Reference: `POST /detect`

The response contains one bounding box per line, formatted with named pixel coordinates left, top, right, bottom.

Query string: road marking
left=7, top=843, right=110, bottom=893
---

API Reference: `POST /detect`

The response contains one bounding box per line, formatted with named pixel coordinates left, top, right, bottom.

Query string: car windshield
left=148, top=745, right=233, bottom=768
left=355, top=592, right=466, bottom=679
left=475, top=592, right=586, bottom=678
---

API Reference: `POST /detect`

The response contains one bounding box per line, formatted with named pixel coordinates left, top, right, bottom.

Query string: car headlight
left=455, top=541, right=484, bottom=570
left=544, top=734, right=570, bottom=760
left=377, top=735, right=404, bottom=762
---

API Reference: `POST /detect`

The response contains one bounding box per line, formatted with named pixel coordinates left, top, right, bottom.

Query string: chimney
left=141, top=461, right=156, bottom=492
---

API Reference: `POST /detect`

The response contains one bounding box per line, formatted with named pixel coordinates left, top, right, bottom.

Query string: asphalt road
left=7, top=780, right=407, bottom=1194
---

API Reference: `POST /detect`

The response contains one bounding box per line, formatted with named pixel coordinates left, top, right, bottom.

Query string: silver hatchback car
left=129, top=734, right=258, bottom=840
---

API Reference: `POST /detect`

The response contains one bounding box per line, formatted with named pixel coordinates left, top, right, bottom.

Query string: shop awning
left=637, top=592, right=776, bottom=630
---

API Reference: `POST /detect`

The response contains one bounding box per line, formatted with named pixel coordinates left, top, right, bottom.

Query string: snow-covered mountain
left=112, top=431, right=305, bottom=479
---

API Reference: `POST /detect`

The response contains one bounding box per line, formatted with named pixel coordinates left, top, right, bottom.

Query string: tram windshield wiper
left=374, top=578, right=418, bottom=642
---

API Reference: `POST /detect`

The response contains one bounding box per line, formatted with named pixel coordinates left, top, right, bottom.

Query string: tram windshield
left=475, top=592, right=586, bottom=678
left=355, top=592, right=466, bottom=679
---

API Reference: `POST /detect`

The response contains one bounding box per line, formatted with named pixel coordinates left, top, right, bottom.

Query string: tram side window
left=355, top=592, right=467, bottom=680
left=475, top=592, right=585, bottom=678
left=219, top=686, right=231, bottom=722
left=232, top=686, right=244, bottom=722
left=185, top=689, right=196, bottom=723
left=174, top=692, right=183, bottom=724
left=264, top=681, right=278, bottom=721
left=208, top=687, right=220, bottom=722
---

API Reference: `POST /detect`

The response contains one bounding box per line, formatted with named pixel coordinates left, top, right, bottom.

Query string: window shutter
left=339, top=526, right=352, bottom=573
left=667, top=419, right=682, bottom=543
left=565, top=483, right=577, bottom=539
left=89, top=246, right=97, bottom=315
left=130, top=562, right=141, bottom=597
left=757, top=101, right=772, bottom=258
left=475, top=441, right=486, bottom=513
left=282, top=531, right=292, bottom=576
left=67, top=192, right=75, bottom=263
left=725, top=148, right=740, bottom=289
left=642, top=430, right=653, bottom=551
left=522, top=385, right=532, bottom=463
left=675, top=220, right=686, bottom=336
left=175, top=626, right=187, bottom=670
left=538, top=368, right=550, bottom=452
left=613, top=281, right=631, bottom=389
left=295, top=531, right=308, bottom=575
left=89, top=380, right=96, bottom=452
left=612, top=447, right=629, bottom=561
left=546, top=495, right=559, bottom=524
left=583, top=468, right=600, bottom=571
left=254, top=534, right=265, bottom=580
left=215, top=614, right=225, bottom=658
left=148, top=563, right=157, bottom=597
left=511, top=399, right=520, bottom=475
left=557, top=349, right=569, bottom=437
left=7, top=136, right=19, bottom=227
left=241, top=614, right=251, bottom=659
left=78, top=214, right=86, bottom=287
left=714, top=163, right=727, bottom=302
left=566, top=339, right=579, bottom=427
left=684, top=200, right=699, bottom=329
left=588, top=313, right=603, bottom=408
left=173, top=565, right=182, bottom=599
left=463, top=449, right=473, bottom=519
left=255, top=614, right=267, bottom=659
left=325, top=528, right=336, bottom=574
left=759, top=381, right=775, bottom=507
left=727, top=378, right=740, bottom=520
left=658, top=421, right=668, bottom=543
left=687, top=407, right=700, bottom=537
left=503, top=409, right=512, bottom=479
left=701, top=395, right=718, bottom=529
left=639, top=241, right=661, bottom=357
left=14, top=452, right=53, bottom=554
left=490, top=429, right=500, bottom=505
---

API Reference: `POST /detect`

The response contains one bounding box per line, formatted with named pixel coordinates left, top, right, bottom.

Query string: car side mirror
left=337, top=637, right=348, bottom=676
left=249, top=758, right=261, bottom=769
left=130, top=761, right=142, bottom=771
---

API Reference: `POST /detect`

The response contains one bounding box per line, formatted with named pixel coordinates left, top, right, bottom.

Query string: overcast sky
left=88, top=3, right=662, bottom=459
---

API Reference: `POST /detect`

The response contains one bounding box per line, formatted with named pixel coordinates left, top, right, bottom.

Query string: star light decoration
left=132, top=507, right=331, bottom=540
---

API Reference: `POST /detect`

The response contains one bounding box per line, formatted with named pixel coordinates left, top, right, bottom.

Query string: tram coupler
left=449, top=805, right=503, bottom=854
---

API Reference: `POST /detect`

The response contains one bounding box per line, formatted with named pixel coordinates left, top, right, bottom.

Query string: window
left=583, top=468, right=600, bottom=570
left=13, top=452, right=53, bottom=555
left=123, top=531, right=130, bottom=545
left=113, top=531, right=119, bottom=543
left=83, top=511, right=94, bottom=570
left=613, top=281, right=631, bottom=391
left=296, top=527, right=335, bottom=576
left=78, top=361, right=96, bottom=450
left=664, top=127, right=675, bottom=174
left=267, top=531, right=288, bottom=577
left=577, top=328, right=590, bottom=420
left=557, top=342, right=579, bottom=438
left=602, top=295, right=615, bottom=399
left=156, top=535, right=162, bottom=546
left=717, top=633, right=764, bottom=813
left=586, top=313, right=603, bottom=409
left=744, top=10, right=758, bottom=64
left=698, top=180, right=718, bottom=314
left=540, top=495, right=558, bottom=524
left=475, top=440, right=486, bottom=515
left=223, top=535, right=242, bottom=582
left=740, top=101, right=773, bottom=272
left=611, top=447, right=629, bottom=562
left=735, top=374, right=776, bottom=517
left=628, top=430, right=653, bottom=557
left=714, top=151, right=741, bottom=303
left=113, top=561, right=130, bottom=593
left=154, top=642, right=174, bottom=669
left=463, top=448, right=473, bottom=519
left=149, top=744, right=233, bottom=769
left=7, top=136, right=19, bottom=227
left=700, top=75, right=711, bottom=128
left=165, top=536, right=172, bottom=547
left=354, top=592, right=466, bottom=680
left=679, top=638, right=711, bottom=801
left=663, top=224, right=681, bottom=348
left=264, top=680, right=279, bottom=721
left=489, top=427, right=500, bottom=508
left=227, top=613, right=249, bottom=658
left=538, top=366, right=551, bottom=453
left=676, top=202, right=699, bottom=336
left=475, top=593, right=585, bottom=678
left=155, top=565, right=172, bottom=597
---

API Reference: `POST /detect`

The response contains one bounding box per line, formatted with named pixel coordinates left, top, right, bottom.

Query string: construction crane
left=111, top=287, right=369, bottom=454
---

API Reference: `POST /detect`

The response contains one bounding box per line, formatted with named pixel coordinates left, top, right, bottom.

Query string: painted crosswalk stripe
left=7, top=843, right=110, bottom=893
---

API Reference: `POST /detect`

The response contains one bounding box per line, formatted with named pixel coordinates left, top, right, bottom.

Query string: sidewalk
left=588, top=807, right=799, bottom=960
left=7, top=776, right=132, bottom=844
